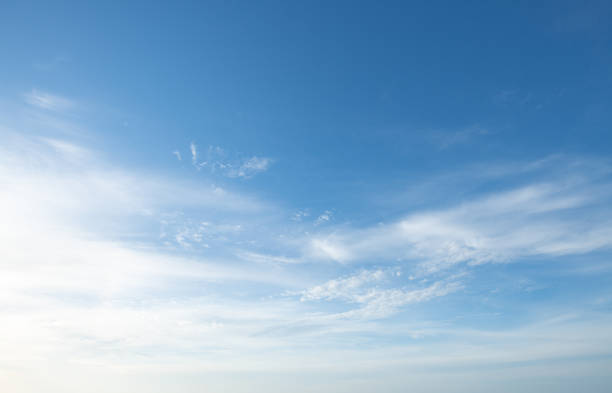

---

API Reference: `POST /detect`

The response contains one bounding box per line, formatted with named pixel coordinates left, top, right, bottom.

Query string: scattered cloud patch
left=315, top=210, right=333, bottom=225
left=339, top=280, right=463, bottom=320
left=300, top=269, right=462, bottom=320
left=185, top=142, right=272, bottom=178
left=300, top=269, right=388, bottom=302
left=227, top=156, right=271, bottom=178
left=181, top=221, right=241, bottom=248
left=292, top=209, right=310, bottom=221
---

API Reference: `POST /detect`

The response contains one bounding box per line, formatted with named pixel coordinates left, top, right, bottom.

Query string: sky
left=1, top=1, right=612, bottom=392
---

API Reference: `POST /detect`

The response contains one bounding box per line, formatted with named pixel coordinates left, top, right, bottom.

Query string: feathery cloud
left=299, top=269, right=462, bottom=320
left=24, top=89, right=74, bottom=111
left=190, top=142, right=197, bottom=165
left=185, top=143, right=272, bottom=178
left=306, top=164, right=612, bottom=272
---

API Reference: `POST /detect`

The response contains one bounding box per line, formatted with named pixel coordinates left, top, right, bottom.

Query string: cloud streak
left=23, top=89, right=74, bottom=111
left=306, top=163, right=612, bottom=274
left=184, top=143, right=272, bottom=178
left=190, top=141, right=198, bottom=165
left=299, top=269, right=462, bottom=320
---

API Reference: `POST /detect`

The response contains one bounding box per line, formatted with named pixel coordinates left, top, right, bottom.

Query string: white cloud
left=173, top=150, right=182, bottom=161
left=40, top=137, right=92, bottom=162
left=301, top=269, right=387, bottom=302
left=186, top=143, right=272, bottom=178
left=292, top=209, right=310, bottom=221
left=237, top=251, right=300, bottom=265
left=309, top=237, right=352, bottom=262
left=24, top=89, right=74, bottom=111
left=229, top=156, right=271, bottom=178
left=338, top=280, right=463, bottom=320
left=299, top=269, right=462, bottom=320
left=314, top=210, right=333, bottom=225
left=190, top=142, right=197, bottom=165
left=304, top=170, right=612, bottom=272
left=167, top=220, right=245, bottom=250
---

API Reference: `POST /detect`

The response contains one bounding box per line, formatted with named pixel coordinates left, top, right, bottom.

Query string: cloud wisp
left=23, top=89, right=74, bottom=111
left=298, top=269, right=463, bottom=320
left=184, top=143, right=272, bottom=178
left=306, top=163, right=612, bottom=273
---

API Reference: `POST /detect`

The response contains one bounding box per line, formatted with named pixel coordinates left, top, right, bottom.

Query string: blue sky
left=1, top=1, right=612, bottom=392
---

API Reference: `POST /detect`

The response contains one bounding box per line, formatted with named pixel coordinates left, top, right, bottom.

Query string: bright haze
left=1, top=1, right=612, bottom=392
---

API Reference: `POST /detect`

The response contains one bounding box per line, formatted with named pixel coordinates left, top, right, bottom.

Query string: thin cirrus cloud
left=23, top=89, right=74, bottom=111
left=190, top=141, right=198, bottom=164
left=184, top=142, right=272, bottom=178
left=305, top=161, right=612, bottom=274
left=296, top=268, right=464, bottom=320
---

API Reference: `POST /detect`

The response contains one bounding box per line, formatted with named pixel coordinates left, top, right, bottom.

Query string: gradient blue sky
left=1, top=1, right=612, bottom=392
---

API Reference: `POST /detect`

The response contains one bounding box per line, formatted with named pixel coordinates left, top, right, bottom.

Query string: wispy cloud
left=338, top=280, right=463, bottom=320
left=306, top=159, right=612, bottom=273
left=227, top=156, right=271, bottom=178
left=300, top=269, right=389, bottom=302
left=40, top=137, right=92, bottom=162
left=185, top=143, right=272, bottom=178
left=237, top=251, right=300, bottom=265
left=164, top=219, right=246, bottom=250
left=292, top=209, right=310, bottom=221
left=23, top=89, right=74, bottom=111
left=314, top=210, right=333, bottom=225
left=299, top=269, right=462, bottom=320
left=190, top=141, right=197, bottom=165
